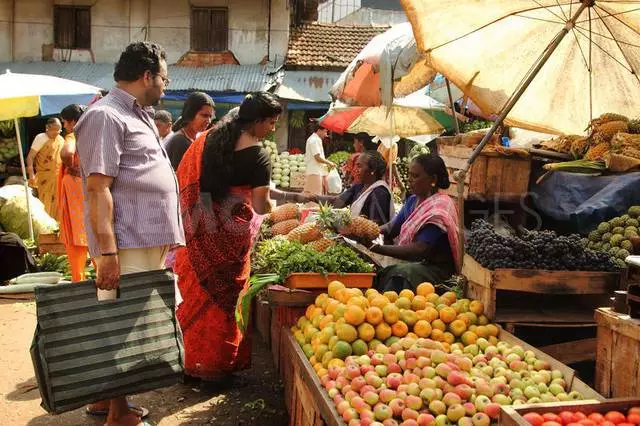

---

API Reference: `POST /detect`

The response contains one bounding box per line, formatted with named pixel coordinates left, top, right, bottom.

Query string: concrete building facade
left=0, top=0, right=290, bottom=65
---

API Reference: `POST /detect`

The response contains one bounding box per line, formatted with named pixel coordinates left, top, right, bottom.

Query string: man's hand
left=97, top=256, right=120, bottom=290
left=327, top=161, right=337, bottom=170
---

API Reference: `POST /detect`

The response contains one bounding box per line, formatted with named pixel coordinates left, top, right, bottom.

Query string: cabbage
left=0, top=190, right=58, bottom=239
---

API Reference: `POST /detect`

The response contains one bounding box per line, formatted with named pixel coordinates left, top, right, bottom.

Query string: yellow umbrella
left=402, top=0, right=640, bottom=136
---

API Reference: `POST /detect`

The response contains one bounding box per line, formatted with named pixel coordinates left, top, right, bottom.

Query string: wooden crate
left=37, top=233, right=66, bottom=255
left=463, top=254, right=621, bottom=322
left=284, top=273, right=375, bottom=289
left=255, top=294, right=271, bottom=347
left=595, top=308, right=640, bottom=397
left=438, top=143, right=531, bottom=201
left=280, top=327, right=602, bottom=426
left=501, top=398, right=640, bottom=426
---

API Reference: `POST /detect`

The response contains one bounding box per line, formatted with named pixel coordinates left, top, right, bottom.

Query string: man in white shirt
left=153, top=109, right=173, bottom=144
left=303, top=123, right=336, bottom=195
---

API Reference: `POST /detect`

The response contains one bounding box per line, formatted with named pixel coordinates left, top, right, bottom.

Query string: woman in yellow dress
left=27, top=118, right=64, bottom=219
left=57, top=105, right=89, bottom=282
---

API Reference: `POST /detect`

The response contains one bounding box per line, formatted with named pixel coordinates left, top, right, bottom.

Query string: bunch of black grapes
left=467, top=220, right=618, bottom=271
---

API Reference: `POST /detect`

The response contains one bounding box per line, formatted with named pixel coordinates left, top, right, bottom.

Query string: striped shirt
left=75, top=87, right=185, bottom=257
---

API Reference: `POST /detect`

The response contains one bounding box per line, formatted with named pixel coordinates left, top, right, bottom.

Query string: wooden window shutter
left=75, top=8, right=91, bottom=49
left=54, top=6, right=90, bottom=49
left=191, top=7, right=228, bottom=52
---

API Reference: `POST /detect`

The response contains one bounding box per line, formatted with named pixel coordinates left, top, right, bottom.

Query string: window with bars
left=54, top=6, right=91, bottom=49
left=191, top=7, right=229, bottom=52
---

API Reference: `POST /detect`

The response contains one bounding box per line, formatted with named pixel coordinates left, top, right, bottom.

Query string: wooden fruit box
left=437, top=141, right=531, bottom=201
left=501, top=398, right=640, bottom=426
left=281, top=327, right=602, bottom=426
left=595, top=308, right=640, bottom=398
left=284, top=273, right=375, bottom=290
left=37, top=233, right=66, bottom=255
left=463, top=254, right=621, bottom=323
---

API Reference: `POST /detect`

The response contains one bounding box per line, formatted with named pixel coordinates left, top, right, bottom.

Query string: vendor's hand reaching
left=96, top=255, right=120, bottom=290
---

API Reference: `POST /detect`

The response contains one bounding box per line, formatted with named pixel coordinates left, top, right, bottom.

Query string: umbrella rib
left=514, top=13, right=568, bottom=25
left=530, top=0, right=570, bottom=23
left=573, top=25, right=636, bottom=74
left=428, top=3, right=580, bottom=52
left=554, top=0, right=570, bottom=21
left=573, top=24, right=640, bottom=47
left=592, top=5, right=640, bottom=78
left=576, top=6, right=640, bottom=25
left=570, top=26, right=591, bottom=70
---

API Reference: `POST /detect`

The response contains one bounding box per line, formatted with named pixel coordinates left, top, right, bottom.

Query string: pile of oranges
left=291, top=281, right=500, bottom=377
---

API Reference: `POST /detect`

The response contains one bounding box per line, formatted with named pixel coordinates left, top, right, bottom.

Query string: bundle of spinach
left=252, top=237, right=374, bottom=279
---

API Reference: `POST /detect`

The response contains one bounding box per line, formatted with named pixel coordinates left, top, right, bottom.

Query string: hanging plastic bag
left=327, top=168, right=343, bottom=194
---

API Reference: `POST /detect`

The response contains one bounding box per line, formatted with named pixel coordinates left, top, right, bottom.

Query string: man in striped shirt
left=75, top=41, right=184, bottom=426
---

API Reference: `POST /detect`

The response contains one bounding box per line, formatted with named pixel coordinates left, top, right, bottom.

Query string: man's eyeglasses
left=155, top=74, right=170, bottom=87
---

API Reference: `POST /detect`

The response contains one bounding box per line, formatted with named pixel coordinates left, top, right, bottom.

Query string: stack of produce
left=261, top=140, right=307, bottom=189
left=466, top=220, right=619, bottom=271
left=329, top=151, right=351, bottom=182
left=397, top=157, right=410, bottom=192
left=252, top=237, right=373, bottom=279
left=408, top=144, right=431, bottom=161
left=460, top=120, right=494, bottom=133
left=291, top=281, right=585, bottom=425
left=587, top=206, right=639, bottom=265
left=0, top=185, right=58, bottom=239
left=519, top=407, right=640, bottom=426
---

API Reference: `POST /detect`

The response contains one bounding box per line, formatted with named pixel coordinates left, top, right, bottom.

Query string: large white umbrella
left=0, top=71, right=100, bottom=239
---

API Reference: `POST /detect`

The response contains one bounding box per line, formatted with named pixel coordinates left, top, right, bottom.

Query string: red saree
left=174, top=131, right=263, bottom=379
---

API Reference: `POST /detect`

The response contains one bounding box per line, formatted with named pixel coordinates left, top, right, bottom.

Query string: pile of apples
left=522, top=408, right=640, bottom=426
left=290, top=282, right=584, bottom=426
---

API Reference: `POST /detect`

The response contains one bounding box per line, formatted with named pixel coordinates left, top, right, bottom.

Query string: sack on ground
left=31, top=269, right=184, bottom=414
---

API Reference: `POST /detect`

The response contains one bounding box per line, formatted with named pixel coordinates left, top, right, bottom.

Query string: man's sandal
left=86, top=403, right=149, bottom=418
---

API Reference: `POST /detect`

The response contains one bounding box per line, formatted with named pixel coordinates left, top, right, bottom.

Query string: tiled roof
left=0, top=62, right=273, bottom=93
left=286, top=23, right=389, bottom=69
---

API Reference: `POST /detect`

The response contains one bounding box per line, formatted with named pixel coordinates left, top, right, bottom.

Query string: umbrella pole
left=445, top=78, right=460, bottom=135
left=453, top=0, right=590, bottom=264
left=14, top=117, right=34, bottom=241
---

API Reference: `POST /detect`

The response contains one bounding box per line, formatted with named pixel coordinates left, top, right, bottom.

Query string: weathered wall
left=0, top=0, right=289, bottom=64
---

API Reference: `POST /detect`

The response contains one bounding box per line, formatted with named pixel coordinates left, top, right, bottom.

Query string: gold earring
left=431, top=183, right=436, bottom=187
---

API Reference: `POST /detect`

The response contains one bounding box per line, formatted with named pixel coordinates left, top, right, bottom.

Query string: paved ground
left=0, top=298, right=287, bottom=426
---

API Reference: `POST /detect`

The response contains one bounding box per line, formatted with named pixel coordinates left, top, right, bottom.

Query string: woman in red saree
left=173, top=93, right=307, bottom=384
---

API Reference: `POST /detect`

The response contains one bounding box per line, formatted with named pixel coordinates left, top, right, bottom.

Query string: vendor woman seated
left=369, top=153, right=461, bottom=292
left=314, top=150, right=394, bottom=225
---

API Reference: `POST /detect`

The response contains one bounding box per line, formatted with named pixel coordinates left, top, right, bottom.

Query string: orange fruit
left=441, top=291, right=458, bottom=304
left=319, top=314, right=334, bottom=329
left=443, top=332, right=455, bottom=344
left=349, top=296, right=369, bottom=310
left=462, top=312, right=478, bottom=326
left=365, top=288, right=379, bottom=300
left=382, top=303, right=400, bottom=324
left=333, top=304, right=347, bottom=320
left=370, top=295, right=390, bottom=309
left=375, top=322, right=392, bottom=341
left=391, top=320, right=409, bottom=337
left=426, top=293, right=440, bottom=305
left=336, top=324, right=358, bottom=343
left=486, top=324, right=499, bottom=337
left=365, top=306, right=383, bottom=325
left=411, top=295, right=427, bottom=311
left=327, top=281, right=345, bottom=298
left=334, top=288, right=346, bottom=303
left=456, top=313, right=471, bottom=327
left=399, top=309, right=418, bottom=327
left=449, top=319, right=467, bottom=337
left=414, top=320, right=432, bottom=338
left=358, top=322, right=376, bottom=342
left=430, top=329, right=444, bottom=341
left=416, top=282, right=435, bottom=296
left=325, top=299, right=340, bottom=315
left=395, top=296, right=412, bottom=310
left=344, top=305, right=366, bottom=326
left=469, top=300, right=485, bottom=316
left=478, top=315, right=489, bottom=326
left=315, top=293, right=329, bottom=309
left=406, top=332, right=418, bottom=340
left=475, top=325, right=489, bottom=338
left=461, top=331, right=478, bottom=345
left=423, top=306, right=439, bottom=322
left=399, top=289, right=415, bottom=300
left=439, top=306, right=457, bottom=324
left=383, top=291, right=398, bottom=303
left=488, top=336, right=499, bottom=346
left=305, top=304, right=318, bottom=320
left=431, top=319, right=446, bottom=332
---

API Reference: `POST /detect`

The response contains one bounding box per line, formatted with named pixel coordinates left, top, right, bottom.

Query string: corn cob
left=583, top=143, right=611, bottom=161
left=271, top=218, right=300, bottom=236
left=591, top=120, right=628, bottom=142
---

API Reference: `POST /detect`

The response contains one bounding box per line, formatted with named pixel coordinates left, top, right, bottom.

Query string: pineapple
left=269, top=203, right=298, bottom=223
left=584, top=142, right=611, bottom=161
left=628, top=118, right=640, bottom=135
left=342, top=216, right=380, bottom=241
left=271, top=218, right=300, bottom=236
left=286, top=222, right=322, bottom=243
left=592, top=120, right=628, bottom=142
left=588, top=113, right=629, bottom=130
left=307, top=237, right=334, bottom=252
left=570, top=137, right=590, bottom=159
